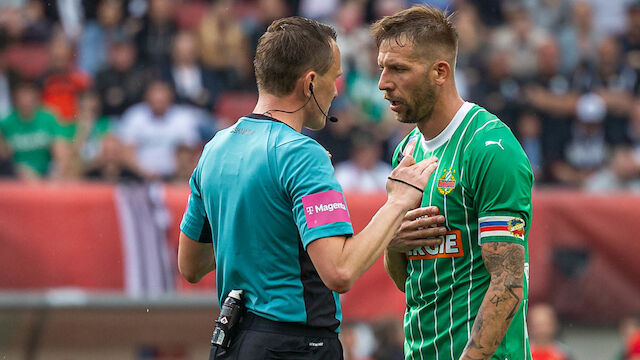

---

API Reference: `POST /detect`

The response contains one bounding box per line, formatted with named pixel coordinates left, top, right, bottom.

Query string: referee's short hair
left=370, top=5, right=458, bottom=69
left=254, top=16, right=337, bottom=97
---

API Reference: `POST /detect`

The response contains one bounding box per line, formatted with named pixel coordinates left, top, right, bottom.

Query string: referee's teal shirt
left=181, top=114, right=354, bottom=331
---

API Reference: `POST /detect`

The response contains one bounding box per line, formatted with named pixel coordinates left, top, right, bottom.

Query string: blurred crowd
left=2, top=0, right=640, bottom=189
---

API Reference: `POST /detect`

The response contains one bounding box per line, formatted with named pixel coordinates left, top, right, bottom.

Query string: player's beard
left=397, top=78, right=437, bottom=124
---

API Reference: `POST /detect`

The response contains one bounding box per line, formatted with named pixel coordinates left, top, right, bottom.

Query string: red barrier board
left=1, top=182, right=640, bottom=324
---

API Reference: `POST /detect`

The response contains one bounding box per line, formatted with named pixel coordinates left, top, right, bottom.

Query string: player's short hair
left=254, top=16, right=337, bottom=96
left=370, top=5, right=458, bottom=68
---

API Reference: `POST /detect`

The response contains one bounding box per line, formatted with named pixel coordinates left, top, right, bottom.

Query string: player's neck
left=417, top=89, right=464, bottom=140
left=253, top=93, right=305, bottom=132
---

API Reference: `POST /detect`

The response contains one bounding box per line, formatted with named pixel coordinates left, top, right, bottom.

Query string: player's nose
left=378, top=70, right=394, bottom=91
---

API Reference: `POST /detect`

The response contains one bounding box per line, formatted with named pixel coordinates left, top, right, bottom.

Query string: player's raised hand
left=388, top=206, right=446, bottom=252
left=386, top=155, right=438, bottom=211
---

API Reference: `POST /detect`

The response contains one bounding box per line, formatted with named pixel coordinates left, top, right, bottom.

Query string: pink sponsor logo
left=301, top=190, right=351, bottom=229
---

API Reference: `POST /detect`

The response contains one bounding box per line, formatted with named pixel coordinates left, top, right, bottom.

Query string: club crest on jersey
left=507, top=218, right=525, bottom=238
left=437, top=168, right=457, bottom=195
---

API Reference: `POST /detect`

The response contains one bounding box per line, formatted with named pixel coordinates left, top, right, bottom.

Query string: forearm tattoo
left=460, top=242, right=525, bottom=360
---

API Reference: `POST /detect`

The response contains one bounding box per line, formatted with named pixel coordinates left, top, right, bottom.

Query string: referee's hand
left=386, top=155, right=437, bottom=211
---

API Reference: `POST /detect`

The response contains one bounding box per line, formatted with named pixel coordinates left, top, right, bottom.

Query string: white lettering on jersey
left=407, top=230, right=464, bottom=260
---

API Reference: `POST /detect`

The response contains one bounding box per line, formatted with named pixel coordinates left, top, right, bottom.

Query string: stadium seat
left=3, top=43, right=50, bottom=79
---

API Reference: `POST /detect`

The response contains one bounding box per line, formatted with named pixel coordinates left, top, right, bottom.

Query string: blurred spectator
left=584, top=145, right=640, bottom=191
left=589, top=0, right=631, bottom=36
left=527, top=0, right=572, bottom=34
left=467, top=50, right=521, bottom=128
left=490, top=3, right=549, bottom=79
left=335, top=130, right=392, bottom=192
left=0, top=6, right=26, bottom=45
left=299, top=0, right=339, bottom=21
left=198, top=0, right=251, bottom=90
left=162, top=30, right=220, bottom=110
left=84, top=133, right=142, bottom=182
left=0, top=1, right=52, bottom=44
left=340, top=322, right=373, bottom=360
left=371, top=317, right=404, bottom=360
left=516, top=111, right=544, bottom=181
left=78, top=0, right=127, bottom=75
left=308, top=98, right=357, bottom=164
left=573, top=36, right=636, bottom=143
left=0, top=81, right=69, bottom=180
left=550, top=93, right=609, bottom=186
left=452, top=2, right=487, bottom=95
left=134, top=0, right=177, bottom=66
left=628, top=332, right=640, bottom=360
left=40, top=35, right=91, bottom=123
left=524, top=38, right=578, bottom=181
left=529, top=303, right=573, bottom=360
left=557, top=1, right=601, bottom=75
left=617, top=314, right=640, bottom=360
left=346, top=41, right=389, bottom=124
left=628, top=99, right=640, bottom=160
left=247, top=0, right=290, bottom=59
left=372, top=0, right=407, bottom=19
left=620, top=0, right=640, bottom=70
left=119, top=80, right=200, bottom=180
left=94, top=35, right=153, bottom=116
left=60, top=91, right=116, bottom=178
left=21, top=0, right=53, bottom=43
left=0, top=54, right=16, bottom=119
left=333, top=0, right=370, bottom=76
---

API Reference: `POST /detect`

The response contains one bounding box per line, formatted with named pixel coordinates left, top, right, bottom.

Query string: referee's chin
left=303, top=115, right=327, bottom=131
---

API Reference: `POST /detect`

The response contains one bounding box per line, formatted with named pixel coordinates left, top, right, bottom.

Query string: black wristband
left=387, top=176, right=424, bottom=193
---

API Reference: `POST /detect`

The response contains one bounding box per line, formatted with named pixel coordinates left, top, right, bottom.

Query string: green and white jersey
left=392, top=102, right=534, bottom=360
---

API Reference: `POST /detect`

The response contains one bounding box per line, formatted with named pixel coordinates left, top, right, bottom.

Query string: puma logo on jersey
left=485, top=139, right=504, bottom=150
left=406, top=230, right=464, bottom=260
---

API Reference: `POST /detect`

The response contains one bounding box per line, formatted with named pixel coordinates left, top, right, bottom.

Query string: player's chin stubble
left=397, top=82, right=436, bottom=124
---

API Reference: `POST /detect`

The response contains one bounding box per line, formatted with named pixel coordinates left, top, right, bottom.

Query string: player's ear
left=433, top=60, right=450, bottom=86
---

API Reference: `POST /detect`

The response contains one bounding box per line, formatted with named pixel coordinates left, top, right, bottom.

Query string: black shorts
left=209, top=312, right=343, bottom=360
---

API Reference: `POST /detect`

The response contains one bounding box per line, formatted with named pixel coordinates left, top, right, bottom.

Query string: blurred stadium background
left=1, top=0, right=640, bottom=359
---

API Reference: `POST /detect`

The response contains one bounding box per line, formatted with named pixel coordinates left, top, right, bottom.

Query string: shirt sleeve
left=466, top=126, right=534, bottom=244
left=180, top=157, right=213, bottom=243
left=277, top=137, right=354, bottom=249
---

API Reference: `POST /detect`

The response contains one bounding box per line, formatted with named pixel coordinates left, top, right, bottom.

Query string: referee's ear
left=302, top=71, right=316, bottom=98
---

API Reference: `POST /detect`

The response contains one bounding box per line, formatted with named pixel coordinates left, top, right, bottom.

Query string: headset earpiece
left=309, top=83, right=313, bottom=92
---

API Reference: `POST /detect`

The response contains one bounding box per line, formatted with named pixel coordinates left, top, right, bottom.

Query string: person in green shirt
left=0, top=81, right=69, bottom=180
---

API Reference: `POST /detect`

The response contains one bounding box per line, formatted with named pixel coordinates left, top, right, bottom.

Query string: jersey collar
left=420, top=101, right=474, bottom=152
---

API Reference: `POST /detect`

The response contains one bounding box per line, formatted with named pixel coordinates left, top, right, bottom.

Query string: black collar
left=245, top=113, right=295, bottom=130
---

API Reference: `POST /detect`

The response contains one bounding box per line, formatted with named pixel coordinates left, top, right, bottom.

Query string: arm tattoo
left=459, top=242, right=525, bottom=360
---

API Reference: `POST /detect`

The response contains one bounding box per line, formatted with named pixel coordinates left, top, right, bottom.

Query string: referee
left=178, top=16, right=444, bottom=359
